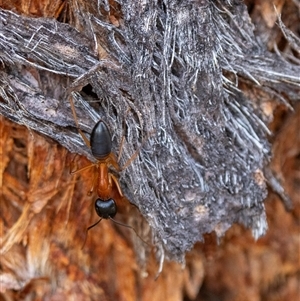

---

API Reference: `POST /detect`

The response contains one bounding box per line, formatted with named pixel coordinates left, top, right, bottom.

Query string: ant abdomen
left=90, top=120, right=112, bottom=160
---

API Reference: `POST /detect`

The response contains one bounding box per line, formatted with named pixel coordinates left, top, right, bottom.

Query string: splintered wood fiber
left=0, top=0, right=299, bottom=301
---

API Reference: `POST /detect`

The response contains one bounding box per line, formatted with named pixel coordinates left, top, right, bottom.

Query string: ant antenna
left=108, top=217, right=150, bottom=247
left=81, top=217, right=150, bottom=249
left=81, top=218, right=103, bottom=249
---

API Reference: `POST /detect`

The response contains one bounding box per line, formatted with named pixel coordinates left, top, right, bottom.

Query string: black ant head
left=95, top=198, right=117, bottom=219
left=82, top=198, right=149, bottom=250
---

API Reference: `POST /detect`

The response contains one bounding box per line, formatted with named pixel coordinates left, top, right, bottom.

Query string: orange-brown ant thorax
left=97, top=162, right=112, bottom=199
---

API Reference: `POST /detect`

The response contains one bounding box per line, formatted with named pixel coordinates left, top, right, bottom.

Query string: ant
left=69, top=95, right=147, bottom=245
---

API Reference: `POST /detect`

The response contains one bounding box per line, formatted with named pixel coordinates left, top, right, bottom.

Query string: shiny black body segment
left=95, top=198, right=117, bottom=219
left=90, top=120, right=112, bottom=159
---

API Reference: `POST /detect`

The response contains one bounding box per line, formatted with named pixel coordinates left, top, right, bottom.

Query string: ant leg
left=107, top=153, right=121, bottom=172
left=70, top=153, right=80, bottom=174
left=121, top=147, right=141, bottom=170
left=71, top=163, right=96, bottom=195
left=117, top=135, right=125, bottom=162
left=120, top=130, right=155, bottom=171
left=70, top=163, right=95, bottom=174
left=88, top=168, right=97, bottom=196
left=109, top=173, right=123, bottom=197
left=69, top=94, right=91, bottom=148
left=117, top=108, right=131, bottom=163
left=115, top=127, right=140, bottom=170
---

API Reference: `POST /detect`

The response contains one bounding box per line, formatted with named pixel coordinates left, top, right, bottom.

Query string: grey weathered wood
left=0, top=1, right=299, bottom=260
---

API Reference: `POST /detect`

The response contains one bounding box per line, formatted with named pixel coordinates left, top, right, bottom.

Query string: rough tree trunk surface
left=0, top=0, right=299, bottom=300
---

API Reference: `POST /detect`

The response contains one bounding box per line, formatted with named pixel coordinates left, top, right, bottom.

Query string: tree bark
left=0, top=0, right=299, bottom=300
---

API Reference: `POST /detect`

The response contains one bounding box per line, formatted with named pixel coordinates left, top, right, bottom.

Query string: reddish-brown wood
left=0, top=0, right=299, bottom=300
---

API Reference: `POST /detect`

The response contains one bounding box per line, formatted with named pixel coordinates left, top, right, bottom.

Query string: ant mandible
left=69, top=95, right=145, bottom=243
